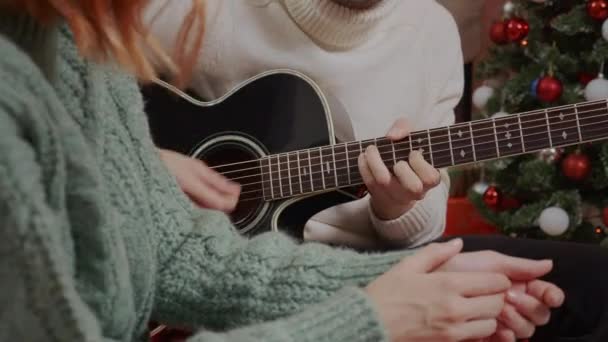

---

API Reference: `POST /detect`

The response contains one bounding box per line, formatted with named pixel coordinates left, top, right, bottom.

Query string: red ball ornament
left=483, top=186, right=502, bottom=210
left=505, top=17, right=530, bottom=42
left=587, top=0, right=608, bottom=21
left=536, top=76, right=563, bottom=102
left=490, top=20, right=508, bottom=45
left=561, top=152, right=591, bottom=181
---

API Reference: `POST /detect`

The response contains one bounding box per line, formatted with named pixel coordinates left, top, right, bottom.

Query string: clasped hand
left=366, top=239, right=564, bottom=342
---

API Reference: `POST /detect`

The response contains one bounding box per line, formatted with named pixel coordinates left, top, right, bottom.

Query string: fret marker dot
left=505, top=123, right=510, bottom=129
left=562, top=132, right=568, bottom=140
left=460, top=150, right=466, bottom=157
left=457, top=130, right=463, bottom=138
left=417, top=138, right=422, bottom=144
left=505, top=132, right=512, bottom=139
left=508, top=143, right=513, bottom=148
left=302, top=168, right=307, bottom=175
left=559, top=112, right=565, bottom=121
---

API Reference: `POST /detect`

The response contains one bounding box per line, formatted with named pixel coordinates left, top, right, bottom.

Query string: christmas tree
left=470, top=0, right=608, bottom=245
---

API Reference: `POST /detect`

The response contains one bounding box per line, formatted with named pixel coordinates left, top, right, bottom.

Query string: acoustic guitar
left=142, top=69, right=608, bottom=341
left=142, top=69, right=608, bottom=239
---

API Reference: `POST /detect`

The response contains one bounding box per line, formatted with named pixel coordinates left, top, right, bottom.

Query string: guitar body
left=142, top=70, right=358, bottom=238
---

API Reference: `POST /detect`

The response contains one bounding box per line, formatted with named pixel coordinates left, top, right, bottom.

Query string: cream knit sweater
left=147, top=0, right=464, bottom=248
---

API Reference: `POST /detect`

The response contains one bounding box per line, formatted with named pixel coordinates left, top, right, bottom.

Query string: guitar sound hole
left=195, top=142, right=267, bottom=234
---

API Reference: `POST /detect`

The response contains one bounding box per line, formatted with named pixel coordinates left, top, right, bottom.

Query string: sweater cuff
left=369, top=181, right=449, bottom=247
left=188, top=287, right=389, bottom=342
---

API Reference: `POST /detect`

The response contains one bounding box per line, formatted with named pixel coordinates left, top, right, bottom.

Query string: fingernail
left=506, top=290, right=518, bottom=303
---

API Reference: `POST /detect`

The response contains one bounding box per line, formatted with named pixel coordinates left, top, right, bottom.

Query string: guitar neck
left=228, top=99, right=608, bottom=202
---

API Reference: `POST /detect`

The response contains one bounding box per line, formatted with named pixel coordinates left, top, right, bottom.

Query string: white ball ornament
left=538, top=207, right=570, bottom=236
left=584, top=75, right=608, bottom=101
left=473, top=86, right=495, bottom=109
left=603, top=19, right=608, bottom=41
left=503, top=1, right=515, bottom=15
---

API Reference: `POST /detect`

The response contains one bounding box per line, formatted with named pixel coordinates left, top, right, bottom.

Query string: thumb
left=401, top=239, right=463, bottom=273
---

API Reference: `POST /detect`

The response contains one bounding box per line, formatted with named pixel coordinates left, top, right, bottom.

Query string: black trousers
left=446, top=236, right=608, bottom=342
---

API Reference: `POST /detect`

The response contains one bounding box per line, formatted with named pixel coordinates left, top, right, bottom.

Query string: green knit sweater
left=0, top=15, right=415, bottom=342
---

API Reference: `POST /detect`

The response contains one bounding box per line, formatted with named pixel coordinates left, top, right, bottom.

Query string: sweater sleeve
left=152, top=205, right=411, bottom=332
left=185, top=287, right=387, bottom=342
left=369, top=3, right=464, bottom=248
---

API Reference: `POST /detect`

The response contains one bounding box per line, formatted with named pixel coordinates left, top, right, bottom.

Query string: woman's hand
left=437, top=251, right=565, bottom=341
left=158, top=148, right=241, bottom=212
left=366, top=239, right=511, bottom=341
left=358, top=118, right=441, bottom=220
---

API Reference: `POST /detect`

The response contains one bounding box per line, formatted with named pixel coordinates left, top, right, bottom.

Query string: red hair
left=8, top=0, right=204, bottom=88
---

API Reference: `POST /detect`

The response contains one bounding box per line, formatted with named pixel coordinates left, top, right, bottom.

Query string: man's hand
left=358, top=118, right=442, bottom=220
left=158, top=148, right=241, bottom=212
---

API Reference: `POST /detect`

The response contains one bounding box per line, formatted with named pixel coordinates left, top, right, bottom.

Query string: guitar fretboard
left=220, top=99, right=608, bottom=202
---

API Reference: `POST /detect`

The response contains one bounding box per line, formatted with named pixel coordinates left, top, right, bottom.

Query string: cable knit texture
left=147, top=0, right=464, bottom=247
left=0, top=14, right=414, bottom=342
left=282, top=0, right=398, bottom=49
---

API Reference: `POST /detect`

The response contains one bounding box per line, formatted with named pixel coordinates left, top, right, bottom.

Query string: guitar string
left=208, top=99, right=608, bottom=172
left=218, top=109, right=608, bottom=184
left=229, top=114, right=608, bottom=190
left=235, top=124, right=608, bottom=201
left=212, top=105, right=608, bottom=177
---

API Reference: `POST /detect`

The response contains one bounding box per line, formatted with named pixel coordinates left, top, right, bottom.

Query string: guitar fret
left=345, top=143, right=351, bottom=185
left=447, top=127, right=455, bottom=166
left=391, top=140, right=397, bottom=165
left=267, top=156, right=275, bottom=199
left=277, top=154, right=284, bottom=197
left=545, top=109, right=554, bottom=148
left=471, top=120, right=497, bottom=162
left=334, top=143, right=349, bottom=187
left=297, top=152, right=303, bottom=194
left=410, top=131, right=429, bottom=163
left=376, top=138, right=396, bottom=171
left=495, top=116, right=524, bottom=157
left=409, top=134, right=413, bottom=152
left=261, top=157, right=270, bottom=200
left=578, top=100, right=608, bottom=142
left=492, top=118, right=500, bottom=157
left=426, top=129, right=434, bottom=166
left=521, top=112, right=550, bottom=151
left=469, top=122, right=477, bottom=162
left=319, top=147, right=326, bottom=190
left=307, top=149, right=314, bottom=191
left=332, top=146, right=338, bottom=187
left=451, top=124, right=475, bottom=164
left=286, top=153, right=293, bottom=195
left=347, top=142, right=362, bottom=186
left=429, top=128, right=451, bottom=168
left=575, top=104, right=583, bottom=142
left=517, top=114, right=526, bottom=152
left=547, top=107, right=580, bottom=147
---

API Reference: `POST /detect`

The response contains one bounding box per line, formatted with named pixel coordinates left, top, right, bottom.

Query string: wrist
left=370, top=196, right=415, bottom=221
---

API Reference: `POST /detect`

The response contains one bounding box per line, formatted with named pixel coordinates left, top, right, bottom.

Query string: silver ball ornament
left=584, top=75, right=608, bottom=101
left=538, top=207, right=570, bottom=236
